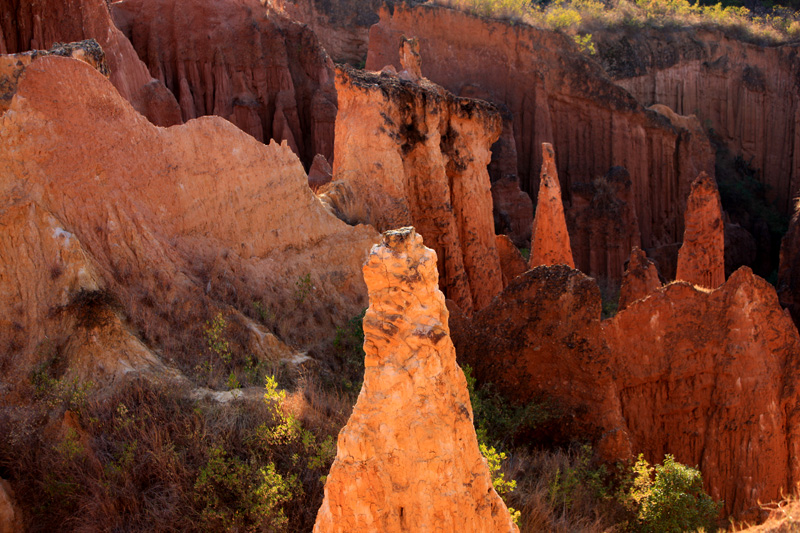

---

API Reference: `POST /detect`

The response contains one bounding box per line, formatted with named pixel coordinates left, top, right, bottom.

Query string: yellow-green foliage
left=435, top=0, right=800, bottom=45
left=440, top=0, right=530, bottom=21
left=622, top=454, right=722, bottom=532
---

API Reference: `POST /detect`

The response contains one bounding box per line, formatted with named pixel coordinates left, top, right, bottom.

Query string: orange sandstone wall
left=0, top=0, right=181, bottom=126
left=601, top=29, right=800, bottom=214
left=112, top=0, right=338, bottom=167
left=366, top=4, right=715, bottom=262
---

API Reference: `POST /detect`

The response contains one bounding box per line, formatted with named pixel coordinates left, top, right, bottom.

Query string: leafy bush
left=194, top=446, right=297, bottom=532
left=0, top=373, right=345, bottom=531
left=622, top=454, right=721, bottom=532
left=546, top=5, right=584, bottom=29
left=573, top=33, right=598, bottom=54
left=463, top=364, right=558, bottom=447
left=462, top=364, right=561, bottom=526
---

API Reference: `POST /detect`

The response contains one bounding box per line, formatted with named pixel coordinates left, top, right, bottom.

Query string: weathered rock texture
left=0, top=479, right=21, bottom=533
left=308, top=153, right=333, bottom=191
left=314, top=227, right=518, bottom=532
left=676, top=172, right=726, bottom=289
left=0, top=0, right=181, bottom=126
left=495, top=234, right=528, bottom=288
left=0, top=55, right=377, bottom=380
left=618, top=247, right=661, bottom=312
left=112, top=0, right=337, bottom=166
left=0, top=201, right=172, bottom=385
left=1, top=40, right=108, bottom=114
left=600, top=28, right=800, bottom=213
left=450, top=265, right=632, bottom=460
left=567, top=165, right=641, bottom=279
left=605, top=268, right=800, bottom=515
left=279, top=0, right=416, bottom=65
left=529, top=144, right=574, bottom=269
left=366, top=4, right=715, bottom=257
left=452, top=259, right=800, bottom=515
left=778, top=202, right=800, bottom=326
left=330, top=64, right=503, bottom=314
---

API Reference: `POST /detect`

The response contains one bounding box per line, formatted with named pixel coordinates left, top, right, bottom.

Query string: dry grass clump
left=433, top=0, right=800, bottom=47
left=503, top=446, right=623, bottom=532
left=729, top=490, right=800, bottom=531
left=0, top=370, right=350, bottom=532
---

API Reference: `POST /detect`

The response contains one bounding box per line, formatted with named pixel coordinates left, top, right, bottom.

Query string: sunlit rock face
left=314, top=227, right=518, bottom=533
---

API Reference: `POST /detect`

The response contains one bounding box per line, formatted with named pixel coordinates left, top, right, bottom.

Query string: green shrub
left=463, top=364, right=557, bottom=447
left=194, top=446, right=297, bottom=532
left=573, top=33, right=597, bottom=54
left=546, top=5, right=583, bottom=29
left=446, top=0, right=530, bottom=21
left=205, top=312, right=232, bottom=364
left=623, top=454, right=721, bottom=532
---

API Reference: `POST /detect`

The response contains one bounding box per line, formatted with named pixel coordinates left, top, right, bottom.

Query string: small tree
left=626, top=454, right=721, bottom=533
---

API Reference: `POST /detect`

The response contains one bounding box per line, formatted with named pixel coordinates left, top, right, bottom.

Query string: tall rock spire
left=530, top=143, right=575, bottom=269
left=314, top=227, right=518, bottom=533
left=676, top=172, right=725, bottom=289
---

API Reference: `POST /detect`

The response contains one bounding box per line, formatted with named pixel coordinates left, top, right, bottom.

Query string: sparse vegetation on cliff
left=0, top=370, right=350, bottom=531
left=435, top=0, right=800, bottom=44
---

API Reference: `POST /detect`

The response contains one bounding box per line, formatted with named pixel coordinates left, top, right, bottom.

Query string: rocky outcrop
left=331, top=64, right=503, bottom=314
left=455, top=256, right=800, bottom=515
left=778, top=202, right=800, bottom=326
left=0, top=201, right=173, bottom=385
left=308, top=154, right=333, bottom=191
left=567, top=166, right=641, bottom=280
left=0, top=0, right=181, bottom=126
left=599, top=28, right=800, bottom=214
left=618, top=247, right=661, bottom=311
left=112, top=0, right=337, bottom=166
left=314, top=227, right=518, bottom=532
left=1, top=40, right=109, bottom=114
left=366, top=4, right=715, bottom=254
left=0, top=54, right=377, bottom=379
left=495, top=235, right=528, bottom=288
left=676, top=172, right=726, bottom=289
left=450, top=265, right=632, bottom=460
left=529, top=144, right=574, bottom=269
left=0, top=479, right=21, bottom=533
left=606, top=268, right=800, bottom=515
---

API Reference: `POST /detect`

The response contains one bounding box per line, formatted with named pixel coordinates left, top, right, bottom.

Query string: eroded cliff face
left=0, top=54, right=377, bottom=378
left=600, top=28, right=800, bottom=214
left=529, top=144, right=575, bottom=269
left=452, top=175, right=800, bottom=516
left=450, top=264, right=633, bottom=461
left=605, top=268, right=800, bottom=516
left=280, top=0, right=389, bottom=65
left=112, top=0, right=337, bottom=166
left=328, top=64, right=503, bottom=314
left=567, top=166, right=642, bottom=279
left=618, top=247, right=661, bottom=311
left=0, top=479, right=21, bottom=533
left=0, top=0, right=181, bottom=126
left=0, top=201, right=172, bottom=385
left=314, top=227, right=518, bottom=533
left=366, top=4, right=715, bottom=269
left=676, top=172, right=726, bottom=289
